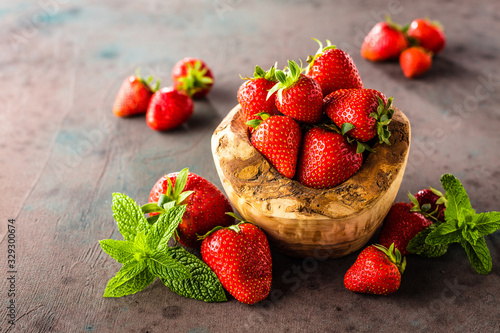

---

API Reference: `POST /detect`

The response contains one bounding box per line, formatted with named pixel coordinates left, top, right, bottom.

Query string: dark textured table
left=1, top=0, right=500, bottom=332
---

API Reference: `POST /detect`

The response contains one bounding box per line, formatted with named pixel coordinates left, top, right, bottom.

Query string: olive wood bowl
left=211, top=104, right=411, bottom=258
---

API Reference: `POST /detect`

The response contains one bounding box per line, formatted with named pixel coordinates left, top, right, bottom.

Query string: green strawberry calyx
left=370, top=96, right=394, bottom=145
left=240, top=64, right=277, bottom=81
left=266, top=60, right=304, bottom=103
left=408, top=188, right=447, bottom=223
left=306, top=38, right=337, bottom=73
left=245, top=112, right=271, bottom=129
left=176, top=60, right=213, bottom=97
left=197, top=213, right=252, bottom=240
left=372, top=243, right=406, bottom=275
left=135, top=68, right=161, bottom=93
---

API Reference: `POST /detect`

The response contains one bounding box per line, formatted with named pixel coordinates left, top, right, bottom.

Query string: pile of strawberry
left=361, top=16, right=446, bottom=78
left=238, top=39, right=395, bottom=189
left=112, top=57, right=214, bottom=130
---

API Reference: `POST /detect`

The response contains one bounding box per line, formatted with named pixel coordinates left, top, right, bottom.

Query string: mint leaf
left=103, top=260, right=155, bottom=297
left=161, top=247, right=227, bottom=302
left=440, top=174, right=475, bottom=223
left=148, top=250, right=191, bottom=280
left=146, top=205, right=186, bottom=251
left=472, top=212, right=500, bottom=238
left=99, top=239, right=137, bottom=264
left=425, top=218, right=463, bottom=245
left=461, top=238, right=492, bottom=275
left=112, top=193, right=149, bottom=241
left=407, top=225, right=448, bottom=258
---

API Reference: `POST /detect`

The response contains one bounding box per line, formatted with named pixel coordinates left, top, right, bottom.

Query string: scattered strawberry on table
left=148, top=168, right=235, bottom=248
left=112, top=70, right=160, bottom=117
left=200, top=214, right=272, bottom=305
left=344, top=244, right=406, bottom=295
left=361, top=16, right=447, bottom=79
left=112, top=57, right=214, bottom=130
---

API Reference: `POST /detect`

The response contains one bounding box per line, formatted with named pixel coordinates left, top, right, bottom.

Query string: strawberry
left=146, top=87, right=194, bottom=131
left=172, top=57, right=214, bottom=98
left=324, top=88, right=394, bottom=146
left=306, top=39, right=364, bottom=96
left=399, top=46, right=432, bottom=79
left=407, top=18, right=446, bottom=55
left=361, top=17, right=409, bottom=62
left=200, top=220, right=272, bottom=305
left=112, top=70, right=160, bottom=117
left=409, top=188, right=447, bottom=222
left=267, top=60, right=323, bottom=124
left=148, top=168, right=235, bottom=248
left=296, top=127, right=363, bottom=189
left=378, top=202, right=433, bottom=255
left=237, top=65, right=279, bottom=125
left=247, top=113, right=301, bottom=179
left=344, top=244, right=406, bottom=295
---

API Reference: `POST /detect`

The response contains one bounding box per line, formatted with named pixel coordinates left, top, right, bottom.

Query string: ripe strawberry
left=267, top=60, right=323, bottom=124
left=296, top=127, right=363, bottom=189
left=237, top=65, right=279, bottom=125
left=247, top=113, right=301, bottom=179
left=378, top=202, right=433, bottom=255
left=112, top=71, right=160, bottom=117
left=148, top=168, right=234, bottom=248
left=324, top=88, right=394, bottom=145
left=146, top=87, right=194, bottom=131
left=407, top=18, right=446, bottom=55
left=344, top=244, right=406, bottom=295
left=172, top=57, right=214, bottom=98
left=399, top=47, right=432, bottom=79
left=409, top=188, right=447, bottom=222
left=306, top=39, right=364, bottom=96
left=361, top=18, right=409, bottom=62
left=201, top=220, right=272, bottom=305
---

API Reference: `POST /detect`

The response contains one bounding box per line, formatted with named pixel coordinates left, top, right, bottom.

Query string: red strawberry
left=112, top=71, right=160, bottom=117
left=146, top=87, right=194, bottom=131
left=148, top=168, right=234, bottom=248
left=361, top=18, right=409, bottom=62
left=267, top=60, right=323, bottom=124
left=201, top=221, right=272, bottom=305
left=407, top=18, right=446, bottom=55
left=378, top=202, right=433, bottom=255
left=306, top=39, right=364, bottom=96
left=247, top=113, right=301, bottom=179
left=410, top=188, right=447, bottom=222
left=324, top=88, right=394, bottom=146
left=237, top=65, right=279, bottom=125
left=172, top=57, right=214, bottom=98
left=296, top=127, right=363, bottom=189
left=400, top=46, right=432, bottom=79
left=344, top=244, right=406, bottom=295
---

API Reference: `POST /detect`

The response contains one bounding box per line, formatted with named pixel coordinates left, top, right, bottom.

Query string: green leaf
left=177, top=191, right=194, bottom=205
left=254, top=65, right=266, bottom=78
left=99, top=239, right=137, bottom=264
left=146, top=205, right=186, bottom=251
left=112, top=193, right=149, bottom=241
left=174, top=167, right=190, bottom=199
left=461, top=238, right=492, bottom=275
left=440, top=174, right=475, bottom=223
left=341, top=122, right=355, bottom=135
left=161, top=247, right=227, bottom=302
left=425, top=218, right=463, bottom=245
left=148, top=250, right=191, bottom=280
left=141, top=202, right=166, bottom=214
left=103, top=260, right=155, bottom=297
left=275, top=70, right=287, bottom=84
left=472, top=212, right=500, bottom=238
left=407, top=224, right=448, bottom=258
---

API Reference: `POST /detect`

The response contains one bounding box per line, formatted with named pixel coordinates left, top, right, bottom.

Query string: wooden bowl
left=211, top=105, right=411, bottom=258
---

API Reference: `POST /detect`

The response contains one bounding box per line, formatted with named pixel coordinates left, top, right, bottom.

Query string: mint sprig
left=424, top=174, right=500, bottom=274
left=99, top=186, right=227, bottom=301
